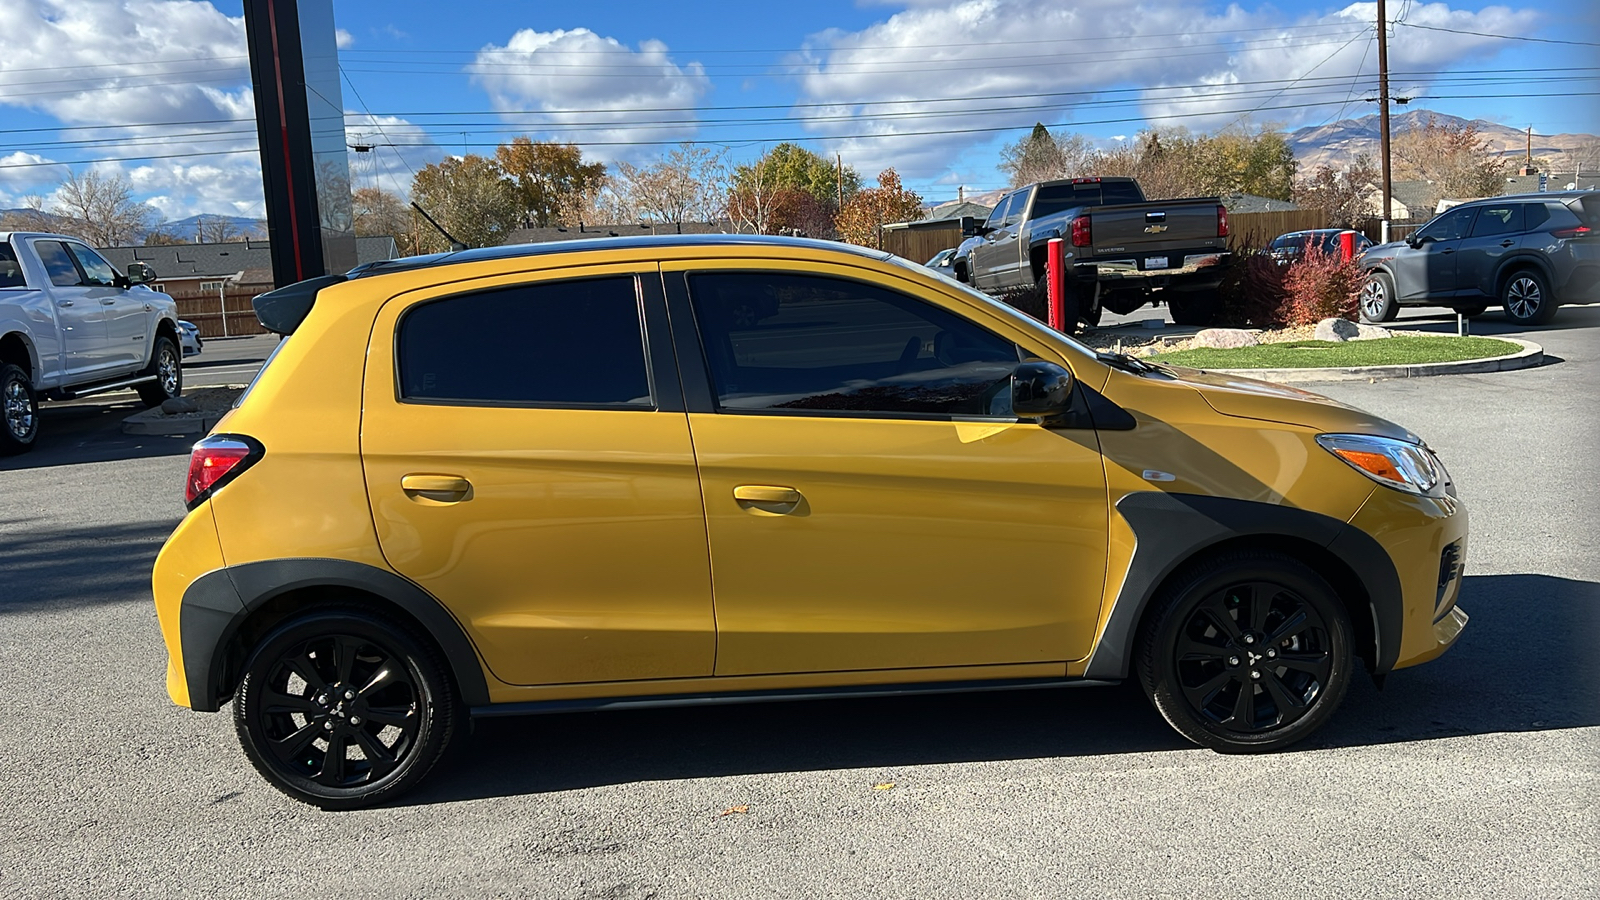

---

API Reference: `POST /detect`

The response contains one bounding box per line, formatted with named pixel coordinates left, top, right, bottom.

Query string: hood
left=1162, top=365, right=1421, bottom=443
left=1361, top=240, right=1406, bottom=265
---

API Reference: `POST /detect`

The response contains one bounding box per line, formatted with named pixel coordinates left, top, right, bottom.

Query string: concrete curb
left=1209, top=337, right=1544, bottom=383
left=121, top=409, right=229, bottom=435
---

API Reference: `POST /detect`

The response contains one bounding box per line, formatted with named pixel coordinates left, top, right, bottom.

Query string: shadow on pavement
left=0, top=518, right=179, bottom=612
left=0, top=400, right=195, bottom=472
left=406, top=572, right=1597, bottom=806
left=1393, top=302, right=1600, bottom=335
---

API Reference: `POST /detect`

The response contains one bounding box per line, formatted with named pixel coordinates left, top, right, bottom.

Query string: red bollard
left=1046, top=237, right=1067, bottom=331
left=1339, top=230, right=1356, bottom=262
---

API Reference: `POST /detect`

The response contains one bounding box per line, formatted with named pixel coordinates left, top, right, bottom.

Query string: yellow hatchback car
left=152, top=235, right=1467, bottom=809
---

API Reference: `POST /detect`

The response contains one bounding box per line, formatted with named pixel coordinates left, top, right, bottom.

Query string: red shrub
left=1281, top=242, right=1362, bottom=326
left=1216, top=247, right=1288, bottom=328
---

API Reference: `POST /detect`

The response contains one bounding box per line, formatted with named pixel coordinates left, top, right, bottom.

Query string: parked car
left=0, top=231, right=183, bottom=454
left=1268, top=229, right=1373, bottom=265
left=924, top=247, right=956, bottom=274
left=153, top=234, right=1467, bottom=809
left=951, top=177, right=1230, bottom=329
left=178, top=319, right=203, bottom=357
left=1359, top=191, right=1598, bottom=326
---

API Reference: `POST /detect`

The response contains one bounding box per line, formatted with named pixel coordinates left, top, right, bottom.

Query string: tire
left=0, top=362, right=40, bottom=456
left=136, top=334, right=182, bottom=408
left=1035, top=273, right=1084, bottom=335
left=233, top=607, right=459, bottom=810
left=1452, top=304, right=1489, bottom=318
left=1167, top=290, right=1219, bottom=327
left=1135, top=551, right=1354, bottom=753
left=1359, top=272, right=1398, bottom=323
left=1500, top=269, right=1557, bottom=327
left=952, top=257, right=970, bottom=284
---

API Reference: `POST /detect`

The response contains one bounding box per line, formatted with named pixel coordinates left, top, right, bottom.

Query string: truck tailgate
left=1087, top=200, right=1225, bottom=261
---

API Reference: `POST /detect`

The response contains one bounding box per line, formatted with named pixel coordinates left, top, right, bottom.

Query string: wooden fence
left=170, top=287, right=272, bottom=337
left=882, top=220, right=965, bottom=264
left=1225, top=210, right=1330, bottom=249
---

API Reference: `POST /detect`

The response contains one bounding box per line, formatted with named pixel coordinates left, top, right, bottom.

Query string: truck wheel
left=137, top=335, right=182, bottom=408
left=1168, top=291, right=1219, bottom=327
left=0, top=363, right=39, bottom=455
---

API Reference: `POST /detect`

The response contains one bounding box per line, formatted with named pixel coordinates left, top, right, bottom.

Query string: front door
left=1396, top=206, right=1477, bottom=301
left=360, top=267, right=715, bottom=687
left=669, top=264, right=1108, bottom=677
left=65, top=241, right=147, bottom=369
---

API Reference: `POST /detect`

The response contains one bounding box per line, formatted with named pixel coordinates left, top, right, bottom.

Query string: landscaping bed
left=1147, top=334, right=1522, bottom=369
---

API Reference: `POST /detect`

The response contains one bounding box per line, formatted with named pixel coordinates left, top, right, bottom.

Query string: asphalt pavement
left=0, top=305, right=1594, bottom=898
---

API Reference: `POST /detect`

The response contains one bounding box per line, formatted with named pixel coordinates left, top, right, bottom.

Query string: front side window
left=1468, top=204, right=1523, bottom=238
left=35, top=241, right=82, bottom=287
left=1002, top=189, right=1030, bottom=227
left=398, top=275, right=651, bottom=407
left=689, top=271, right=1021, bottom=418
left=984, top=194, right=1016, bottom=230
left=1416, top=207, right=1477, bottom=242
left=65, top=243, right=119, bottom=286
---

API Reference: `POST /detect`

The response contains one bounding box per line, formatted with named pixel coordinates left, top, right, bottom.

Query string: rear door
left=29, top=238, right=112, bottom=379
left=359, top=265, right=716, bottom=687
left=1455, top=202, right=1525, bottom=298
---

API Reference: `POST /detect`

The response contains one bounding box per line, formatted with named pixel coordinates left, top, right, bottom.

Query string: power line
left=1396, top=22, right=1600, bottom=47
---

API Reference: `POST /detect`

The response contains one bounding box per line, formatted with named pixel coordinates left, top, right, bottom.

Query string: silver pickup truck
left=1, top=231, right=183, bottom=454
left=952, top=177, right=1230, bottom=329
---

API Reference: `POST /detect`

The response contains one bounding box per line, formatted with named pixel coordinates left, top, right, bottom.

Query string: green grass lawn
left=1150, top=335, right=1522, bottom=369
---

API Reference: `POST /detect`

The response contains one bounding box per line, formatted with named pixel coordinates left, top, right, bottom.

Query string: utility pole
left=1377, top=0, right=1393, bottom=243
left=837, top=154, right=845, bottom=212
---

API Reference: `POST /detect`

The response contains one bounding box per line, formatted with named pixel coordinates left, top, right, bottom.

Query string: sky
left=1, top=0, right=1596, bottom=224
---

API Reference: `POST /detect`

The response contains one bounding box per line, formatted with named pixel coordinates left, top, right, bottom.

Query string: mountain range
left=1287, top=110, right=1597, bottom=176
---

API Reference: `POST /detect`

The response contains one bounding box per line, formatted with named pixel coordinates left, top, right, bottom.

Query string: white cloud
left=336, top=28, right=354, bottom=49
left=343, top=112, right=445, bottom=198
left=790, top=0, right=1543, bottom=180
left=469, top=28, right=711, bottom=160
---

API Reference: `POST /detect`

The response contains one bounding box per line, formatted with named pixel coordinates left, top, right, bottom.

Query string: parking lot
left=1, top=306, right=1595, bottom=898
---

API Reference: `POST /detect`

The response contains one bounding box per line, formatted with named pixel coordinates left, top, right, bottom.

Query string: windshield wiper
left=1097, top=350, right=1170, bottom=376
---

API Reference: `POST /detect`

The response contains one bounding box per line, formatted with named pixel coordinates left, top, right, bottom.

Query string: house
left=99, top=236, right=398, bottom=336
left=1499, top=171, right=1600, bottom=195
left=1358, top=180, right=1439, bottom=221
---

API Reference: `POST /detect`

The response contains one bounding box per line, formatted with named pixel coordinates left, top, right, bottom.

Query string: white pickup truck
left=1, top=231, right=183, bottom=454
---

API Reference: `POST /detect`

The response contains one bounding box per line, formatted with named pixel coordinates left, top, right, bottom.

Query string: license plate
left=1145, top=256, right=1168, bottom=270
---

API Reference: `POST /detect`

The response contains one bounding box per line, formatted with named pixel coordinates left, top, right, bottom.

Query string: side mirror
left=1012, top=361, right=1074, bottom=421
left=125, top=261, right=156, bottom=285
left=1405, top=233, right=1427, bottom=248
left=960, top=216, right=979, bottom=237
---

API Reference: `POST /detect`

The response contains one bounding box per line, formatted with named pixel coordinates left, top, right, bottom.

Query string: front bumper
left=1347, top=486, right=1469, bottom=671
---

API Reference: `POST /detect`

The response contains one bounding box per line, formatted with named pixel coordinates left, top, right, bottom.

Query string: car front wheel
left=1136, top=551, right=1354, bottom=753
left=1501, top=269, right=1556, bottom=326
left=1359, top=272, right=1398, bottom=323
left=233, top=607, right=458, bottom=809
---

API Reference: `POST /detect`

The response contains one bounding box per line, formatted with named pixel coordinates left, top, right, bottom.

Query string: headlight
left=1316, top=433, right=1447, bottom=496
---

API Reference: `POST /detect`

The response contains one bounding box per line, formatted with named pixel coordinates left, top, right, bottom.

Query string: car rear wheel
left=1501, top=269, right=1556, bottom=326
left=1359, top=272, right=1398, bottom=323
left=233, top=607, right=458, bottom=810
left=0, top=363, right=39, bottom=455
left=1136, top=551, right=1354, bottom=753
left=136, top=335, right=182, bottom=407
left=1167, top=290, right=1219, bottom=327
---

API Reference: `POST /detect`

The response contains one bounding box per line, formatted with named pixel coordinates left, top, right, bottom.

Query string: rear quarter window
left=1568, top=196, right=1600, bottom=227
left=0, top=244, right=27, bottom=288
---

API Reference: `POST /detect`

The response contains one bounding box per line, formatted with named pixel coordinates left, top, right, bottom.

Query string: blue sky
left=2, top=0, right=1596, bottom=221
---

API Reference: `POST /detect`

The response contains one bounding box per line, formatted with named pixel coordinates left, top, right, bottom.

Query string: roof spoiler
left=252, top=274, right=347, bottom=335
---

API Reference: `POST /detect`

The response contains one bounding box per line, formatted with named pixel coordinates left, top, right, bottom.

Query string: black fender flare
left=1081, top=492, right=1403, bottom=680
left=1492, top=253, right=1557, bottom=297
left=179, top=558, right=491, bottom=712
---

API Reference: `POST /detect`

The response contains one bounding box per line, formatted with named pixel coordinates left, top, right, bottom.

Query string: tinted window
left=1002, top=189, right=1029, bottom=226
left=66, top=243, right=119, bottom=286
left=1032, top=181, right=1145, bottom=218
left=398, top=276, right=651, bottom=407
left=688, top=271, right=1021, bottom=417
left=984, top=194, right=1015, bottom=229
left=1570, top=196, right=1600, bottom=227
left=0, top=244, right=26, bottom=289
left=1416, top=207, right=1476, bottom=242
left=1524, top=202, right=1551, bottom=230
left=36, top=241, right=82, bottom=287
left=1469, top=204, right=1523, bottom=238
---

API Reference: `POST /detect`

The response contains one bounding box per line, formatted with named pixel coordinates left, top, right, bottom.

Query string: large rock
left=160, top=396, right=198, bottom=414
left=1191, top=328, right=1259, bottom=349
left=1353, top=323, right=1391, bottom=340
left=1313, top=318, right=1361, bottom=342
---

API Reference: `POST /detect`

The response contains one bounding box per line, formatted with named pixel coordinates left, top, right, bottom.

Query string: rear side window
left=688, top=271, right=1020, bottom=417
left=1032, top=181, right=1144, bottom=217
left=0, top=244, right=26, bottom=288
left=397, top=275, right=651, bottom=407
left=35, top=241, right=82, bottom=287
left=1567, top=196, right=1599, bottom=227
left=1469, top=204, right=1523, bottom=238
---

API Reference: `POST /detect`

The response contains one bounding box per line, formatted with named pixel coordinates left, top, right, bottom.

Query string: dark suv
left=1358, top=191, right=1598, bottom=326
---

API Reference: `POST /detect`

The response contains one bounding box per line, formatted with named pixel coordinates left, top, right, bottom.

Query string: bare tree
left=196, top=215, right=239, bottom=244
left=614, top=144, right=726, bottom=230
left=1294, top=155, right=1380, bottom=228
left=1392, top=114, right=1510, bottom=208
left=0, top=196, right=56, bottom=233
left=51, top=170, right=155, bottom=246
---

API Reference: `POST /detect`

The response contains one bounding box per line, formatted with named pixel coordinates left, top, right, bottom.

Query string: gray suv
left=1359, top=191, right=1598, bottom=326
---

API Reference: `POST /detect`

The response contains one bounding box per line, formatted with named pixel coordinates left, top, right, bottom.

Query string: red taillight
left=1070, top=215, right=1092, bottom=247
left=1217, top=204, right=1230, bottom=238
left=1551, top=225, right=1592, bottom=239
left=185, top=436, right=259, bottom=507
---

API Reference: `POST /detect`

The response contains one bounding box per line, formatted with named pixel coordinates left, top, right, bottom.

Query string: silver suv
left=1359, top=191, right=1598, bottom=326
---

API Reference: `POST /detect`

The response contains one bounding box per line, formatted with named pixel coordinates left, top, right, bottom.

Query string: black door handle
left=1500, top=240, right=1515, bottom=248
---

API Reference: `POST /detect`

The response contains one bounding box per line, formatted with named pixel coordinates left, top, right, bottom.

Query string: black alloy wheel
left=1501, top=269, right=1557, bottom=327
left=1359, top=272, right=1398, bottom=323
left=0, top=362, right=39, bottom=455
left=234, top=608, right=457, bottom=809
left=1137, top=551, right=1353, bottom=752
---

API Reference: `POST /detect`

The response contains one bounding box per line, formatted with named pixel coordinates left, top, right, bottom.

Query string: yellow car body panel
left=151, top=236, right=1466, bottom=724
